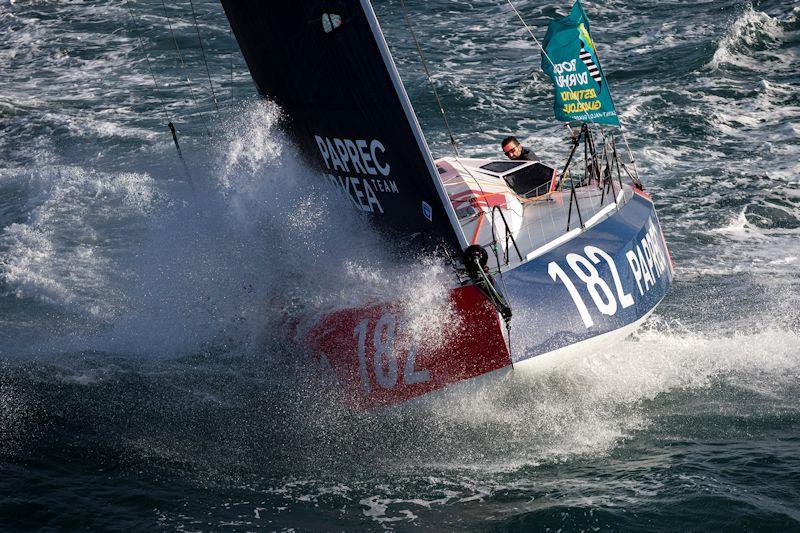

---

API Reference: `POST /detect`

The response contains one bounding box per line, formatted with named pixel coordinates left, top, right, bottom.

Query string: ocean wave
left=129, top=322, right=800, bottom=528
left=411, top=321, right=800, bottom=465
left=0, top=166, right=162, bottom=320
left=709, top=6, right=793, bottom=71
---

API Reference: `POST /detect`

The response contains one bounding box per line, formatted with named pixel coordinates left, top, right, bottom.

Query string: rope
left=127, top=2, right=194, bottom=190
left=188, top=0, right=221, bottom=115
left=160, top=0, right=212, bottom=136
left=126, top=3, right=170, bottom=122
left=168, top=121, right=195, bottom=190
left=398, top=0, right=460, bottom=157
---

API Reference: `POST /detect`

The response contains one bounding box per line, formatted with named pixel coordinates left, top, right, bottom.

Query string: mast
left=360, top=0, right=467, bottom=251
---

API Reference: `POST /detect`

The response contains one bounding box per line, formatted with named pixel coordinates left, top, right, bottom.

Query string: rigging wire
left=188, top=0, right=221, bottom=115
left=398, top=0, right=460, bottom=158
left=489, top=222, right=515, bottom=366
left=396, top=0, right=496, bottom=271
left=126, top=3, right=170, bottom=122
left=396, top=2, right=495, bottom=220
left=397, top=1, right=517, bottom=346
left=126, top=2, right=194, bottom=190
left=160, top=0, right=213, bottom=136
left=228, top=25, right=236, bottom=104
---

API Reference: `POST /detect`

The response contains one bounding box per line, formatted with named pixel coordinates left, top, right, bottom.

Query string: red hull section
left=304, top=284, right=511, bottom=409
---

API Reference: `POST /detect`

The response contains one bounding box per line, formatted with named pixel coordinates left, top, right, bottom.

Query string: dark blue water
left=1, top=0, right=798, bottom=530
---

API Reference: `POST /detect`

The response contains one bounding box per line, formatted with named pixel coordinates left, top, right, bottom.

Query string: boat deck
left=436, top=157, right=634, bottom=269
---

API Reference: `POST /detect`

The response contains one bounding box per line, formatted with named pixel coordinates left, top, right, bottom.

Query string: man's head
left=501, top=136, right=523, bottom=160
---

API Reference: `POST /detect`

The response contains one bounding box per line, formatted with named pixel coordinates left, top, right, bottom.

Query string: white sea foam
left=0, top=166, right=162, bottom=319
left=237, top=315, right=800, bottom=527
left=709, top=7, right=791, bottom=71
left=392, top=319, right=800, bottom=471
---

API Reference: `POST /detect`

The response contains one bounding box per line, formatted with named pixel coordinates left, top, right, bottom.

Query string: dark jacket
left=519, top=148, right=539, bottom=161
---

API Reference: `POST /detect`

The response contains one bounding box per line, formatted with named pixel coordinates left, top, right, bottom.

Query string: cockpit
left=436, top=156, right=631, bottom=269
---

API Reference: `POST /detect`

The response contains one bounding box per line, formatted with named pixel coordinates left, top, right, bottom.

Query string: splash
left=166, top=318, right=800, bottom=529
left=0, top=166, right=161, bottom=319
left=0, top=100, right=457, bottom=359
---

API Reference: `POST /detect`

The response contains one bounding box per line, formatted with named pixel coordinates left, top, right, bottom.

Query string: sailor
left=501, top=136, right=538, bottom=161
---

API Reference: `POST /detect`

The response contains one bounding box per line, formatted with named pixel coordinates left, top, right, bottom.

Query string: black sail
left=220, top=0, right=466, bottom=253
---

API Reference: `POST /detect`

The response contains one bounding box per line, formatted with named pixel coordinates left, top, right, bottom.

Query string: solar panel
left=479, top=161, right=527, bottom=173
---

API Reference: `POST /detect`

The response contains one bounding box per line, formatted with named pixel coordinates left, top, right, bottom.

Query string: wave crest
left=710, top=6, right=788, bottom=70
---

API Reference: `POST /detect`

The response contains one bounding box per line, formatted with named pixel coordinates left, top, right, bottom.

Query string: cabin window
left=504, top=163, right=556, bottom=198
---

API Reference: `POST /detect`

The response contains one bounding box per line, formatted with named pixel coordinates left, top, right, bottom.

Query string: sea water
left=0, top=0, right=798, bottom=530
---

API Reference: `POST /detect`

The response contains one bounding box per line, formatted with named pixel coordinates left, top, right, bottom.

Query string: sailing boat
left=221, top=0, right=673, bottom=408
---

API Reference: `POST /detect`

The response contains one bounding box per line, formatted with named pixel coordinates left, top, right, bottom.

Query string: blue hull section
left=503, top=192, right=674, bottom=363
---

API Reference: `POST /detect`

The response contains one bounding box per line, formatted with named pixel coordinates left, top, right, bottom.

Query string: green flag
left=541, top=0, right=620, bottom=126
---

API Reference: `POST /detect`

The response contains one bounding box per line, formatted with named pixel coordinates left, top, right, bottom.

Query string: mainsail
left=221, top=0, right=467, bottom=252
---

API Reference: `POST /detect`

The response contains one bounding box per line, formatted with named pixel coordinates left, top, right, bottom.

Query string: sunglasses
left=503, top=145, right=519, bottom=155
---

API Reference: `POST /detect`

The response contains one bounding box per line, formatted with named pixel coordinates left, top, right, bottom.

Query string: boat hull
left=304, top=284, right=513, bottom=409
left=502, top=189, right=673, bottom=365
left=303, top=190, right=673, bottom=409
